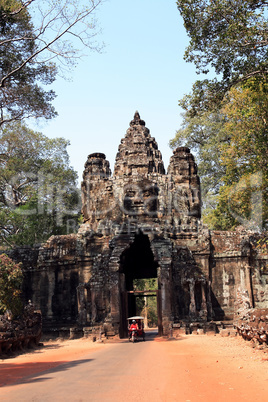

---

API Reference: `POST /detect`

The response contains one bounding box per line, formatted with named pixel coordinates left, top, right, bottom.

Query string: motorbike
left=130, top=328, right=138, bottom=343
left=127, top=316, right=145, bottom=342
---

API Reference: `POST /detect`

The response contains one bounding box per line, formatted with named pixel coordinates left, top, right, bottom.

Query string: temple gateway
left=14, top=112, right=268, bottom=337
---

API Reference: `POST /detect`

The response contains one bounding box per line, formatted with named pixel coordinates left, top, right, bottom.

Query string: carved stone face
left=123, top=182, right=159, bottom=216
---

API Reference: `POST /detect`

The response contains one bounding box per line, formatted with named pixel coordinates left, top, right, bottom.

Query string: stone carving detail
left=235, top=308, right=268, bottom=346
left=7, top=112, right=267, bottom=340
left=168, top=147, right=201, bottom=218
left=114, top=111, right=165, bottom=176
left=80, top=112, right=201, bottom=232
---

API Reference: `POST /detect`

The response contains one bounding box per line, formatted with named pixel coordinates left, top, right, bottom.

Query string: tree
left=133, top=278, right=158, bottom=328
left=177, top=0, right=268, bottom=115
left=0, top=253, right=23, bottom=316
left=171, top=81, right=268, bottom=230
left=0, top=0, right=103, bottom=126
left=174, top=1, right=268, bottom=229
left=0, top=121, right=81, bottom=247
left=170, top=93, right=228, bottom=209
left=208, top=82, right=268, bottom=230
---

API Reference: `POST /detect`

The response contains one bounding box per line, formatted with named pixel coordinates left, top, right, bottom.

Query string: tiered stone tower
left=114, top=111, right=165, bottom=176
left=81, top=111, right=201, bottom=233
left=77, top=112, right=206, bottom=335
left=16, top=112, right=266, bottom=339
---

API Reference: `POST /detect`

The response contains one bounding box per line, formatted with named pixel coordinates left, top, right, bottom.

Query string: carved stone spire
left=82, top=152, right=111, bottom=181
left=113, top=111, right=165, bottom=176
left=130, top=111, right=145, bottom=126
left=168, top=147, right=201, bottom=218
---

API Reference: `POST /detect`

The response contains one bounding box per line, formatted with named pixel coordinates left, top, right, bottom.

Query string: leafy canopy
left=0, top=121, right=81, bottom=247
left=170, top=95, right=227, bottom=201
left=0, top=0, right=57, bottom=125
left=171, top=81, right=268, bottom=230
left=177, top=0, right=268, bottom=114
left=0, top=0, right=103, bottom=126
left=209, top=82, right=268, bottom=230
left=173, top=1, right=268, bottom=230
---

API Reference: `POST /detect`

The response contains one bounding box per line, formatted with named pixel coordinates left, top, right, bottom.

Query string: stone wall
left=210, top=230, right=268, bottom=320
left=235, top=307, right=268, bottom=346
left=10, top=226, right=267, bottom=337
left=6, top=112, right=268, bottom=338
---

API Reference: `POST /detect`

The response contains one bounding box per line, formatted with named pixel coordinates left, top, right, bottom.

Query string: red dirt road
left=0, top=332, right=268, bottom=401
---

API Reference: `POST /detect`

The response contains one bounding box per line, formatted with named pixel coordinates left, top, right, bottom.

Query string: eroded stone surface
left=7, top=112, right=268, bottom=339
left=235, top=307, right=268, bottom=345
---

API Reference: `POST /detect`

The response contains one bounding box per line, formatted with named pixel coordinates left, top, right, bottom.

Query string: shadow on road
left=143, top=329, right=159, bottom=341
left=0, top=342, right=66, bottom=361
left=1, top=358, right=94, bottom=388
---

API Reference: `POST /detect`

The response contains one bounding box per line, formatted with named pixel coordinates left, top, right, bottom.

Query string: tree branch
left=0, top=1, right=102, bottom=88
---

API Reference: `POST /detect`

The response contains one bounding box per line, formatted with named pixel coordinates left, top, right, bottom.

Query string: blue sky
left=38, top=0, right=199, bottom=182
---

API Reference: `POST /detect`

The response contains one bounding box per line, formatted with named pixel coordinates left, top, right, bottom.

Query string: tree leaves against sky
left=0, top=121, right=81, bottom=247
left=174, top=1, right=268, bottom=230
left=176, top=0, right=267, bottom=114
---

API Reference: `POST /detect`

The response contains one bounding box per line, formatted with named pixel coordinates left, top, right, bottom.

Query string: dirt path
left=0, top=332, right=268, bottom=401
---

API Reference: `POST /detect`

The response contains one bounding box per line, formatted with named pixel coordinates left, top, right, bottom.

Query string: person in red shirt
left=129, top=320, right=138, bottom=330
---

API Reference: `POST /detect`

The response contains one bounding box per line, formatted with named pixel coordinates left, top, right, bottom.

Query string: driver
left=129, top=320, right=138, bottom=331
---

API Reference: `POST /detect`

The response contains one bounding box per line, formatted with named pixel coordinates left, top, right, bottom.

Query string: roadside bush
left=0, top=254, right=23, bottom=317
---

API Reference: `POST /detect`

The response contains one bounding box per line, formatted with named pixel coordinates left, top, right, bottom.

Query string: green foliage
left=176, top=0, right=268, bottom=114
left=174, top=1, right=268, bottom=230
left=141, top=296, right=158, bottom=328
left=133, top=278, right=158, bottom=292
left=0, top=253, right=23, bottom=316
left=0, top=0, right=103, bottom=126
left=256, top=236, right=268, bottom=254
left=0, top=0, right=57, bottom=125
left=0, top=121, right=81, bottom=247
left=209, top=82, right=268, bottom=230
left=171, top=81, right=268, bottom=230
left=133, top=278, right=158, bottom=327
left=170, top=95, right=227, bottom=204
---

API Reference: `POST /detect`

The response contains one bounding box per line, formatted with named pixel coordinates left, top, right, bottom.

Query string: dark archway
left=120, top=232, right=158, bottom=289
left=119, top=232, right=161, bottom=337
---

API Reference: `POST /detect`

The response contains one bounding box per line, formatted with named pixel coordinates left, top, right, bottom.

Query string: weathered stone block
left=6, top=112, right=267, bottom=340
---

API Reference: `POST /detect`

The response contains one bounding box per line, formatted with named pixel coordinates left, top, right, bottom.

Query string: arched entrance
left=119, top=232, right=162, bottom=337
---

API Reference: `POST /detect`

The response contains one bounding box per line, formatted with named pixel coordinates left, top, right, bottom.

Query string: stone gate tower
left=18, top=112, right=267, bottom=338
left=76, top=111, right=209, bottom=336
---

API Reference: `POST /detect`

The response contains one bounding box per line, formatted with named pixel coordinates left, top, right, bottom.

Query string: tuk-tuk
left=127, top=316, right=145, bottom=342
